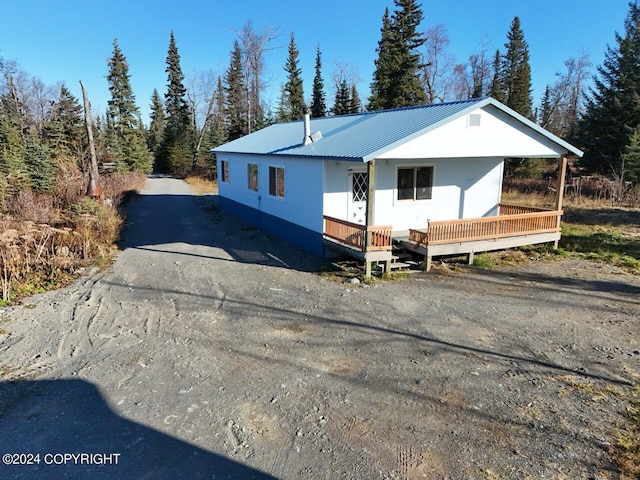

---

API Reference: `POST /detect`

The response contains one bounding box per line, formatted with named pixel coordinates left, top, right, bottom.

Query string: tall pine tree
left=147, top=89, right=164, bottom=158
left=43, top=85, right=84, bottom=171
left=224, top=40, right=248, bottom=141
left=278, top=33, right=305, bottom=121
left=332, top=79, right=351, bottom=115
left=368, top=0, right=426, bottom=110
left=311, top=46, right=327, bottom=118
left=106, top=39, right=152, bottom=172
left=502, top=17, right=533, bottom=119
left=157, top=31, right=194, bottom=175
left=577, top=1, right=640, bottom=178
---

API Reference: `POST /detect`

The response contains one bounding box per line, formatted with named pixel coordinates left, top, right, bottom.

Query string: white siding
left=218, top=153, right=325, bottom=233
left=323, top=161, right=357, bottom=220
left=378, top=105, right=566, bottom=160
left=321, top=157, right=503, bottom=232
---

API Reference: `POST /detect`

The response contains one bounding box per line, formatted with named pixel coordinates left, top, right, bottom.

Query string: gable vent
left=468, top=113, right=481, bottom=127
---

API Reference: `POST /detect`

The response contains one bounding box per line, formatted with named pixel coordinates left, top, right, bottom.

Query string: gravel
left=0, top=176, right=638, bottom=479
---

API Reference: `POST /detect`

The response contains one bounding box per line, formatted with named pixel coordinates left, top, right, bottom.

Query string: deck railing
left=498, top=203, right=553, bottom=215
left=323, top=216, right=393, bottom=252
left=409, top=207, right=562, bottom=247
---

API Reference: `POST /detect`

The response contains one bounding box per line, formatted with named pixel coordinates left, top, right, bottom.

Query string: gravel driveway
left=1, top=176, right=638, bottom=479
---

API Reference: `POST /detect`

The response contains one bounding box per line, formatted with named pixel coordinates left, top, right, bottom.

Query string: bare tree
left=421, top=24, right=456, bottom=103
left=539, top=52, right=591, bottom=139
left=469, top=38, right=493, bottom=98
left=234, top=21, right=281, bottom=132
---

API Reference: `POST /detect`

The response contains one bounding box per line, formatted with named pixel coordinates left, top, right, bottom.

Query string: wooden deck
left=323, top=204, right=563, bottom=273
left=405, top=204, right=562, bottom=270
left=323, top=216, right=394, bottom=277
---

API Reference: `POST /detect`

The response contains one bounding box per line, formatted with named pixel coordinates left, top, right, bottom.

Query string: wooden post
left=364, top=159, right=376, bottom=277
left=80, top=81, right=101, bottom=199
left=553, top=156, right=568, bottom=248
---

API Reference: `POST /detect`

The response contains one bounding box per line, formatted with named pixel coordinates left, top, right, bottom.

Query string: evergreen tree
left=24, top=137, right=56, bottom=192
left=0, top=114, right=28, bottom=193
left=488, top=49, right=505, bottom=103
left=209, top=77, right=228, bottom=148
left=368, top=0, right=426, bottom=110
left=278, top=33, right=305, bottom=121
left=106, top=39, right=152, bottom=172
left=332, top=79, right=351, bottom=115
left=349, top=84, right=362, bottom=113
left=224, top=40, right=248, bottom=140
left=622, top=125, right=640, bottom=184
left=157, top=31, right=194, bottom=175
left=501, top=17, right=533, bottom=118
left=43, top=85, right=84, bottom=171
left=577, top=1, right=640, bottom=178
left=147, top=88, right=164, bottom=156
left=368, top=7, right=393, bottom=111
left=311, top=46, right=326, bottom=117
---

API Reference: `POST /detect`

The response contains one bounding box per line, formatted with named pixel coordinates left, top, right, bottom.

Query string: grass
left=0, top=171, right=146, bottom=305
left=184, top=176, right=218, bottom=194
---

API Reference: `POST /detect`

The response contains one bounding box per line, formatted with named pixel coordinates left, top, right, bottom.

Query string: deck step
left=392, top=253, right=412, bottom=262
left=389, top=262, right=411, bottom=270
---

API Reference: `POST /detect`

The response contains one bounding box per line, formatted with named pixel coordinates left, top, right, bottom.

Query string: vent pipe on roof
left=303, top=105, right=312, bottom=145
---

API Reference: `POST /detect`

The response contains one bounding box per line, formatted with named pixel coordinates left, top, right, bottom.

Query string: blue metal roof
left=212, top=97, right=583, bottom=161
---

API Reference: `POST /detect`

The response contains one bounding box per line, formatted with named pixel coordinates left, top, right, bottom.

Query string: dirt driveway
left=1, top=176, right=639, bottom=479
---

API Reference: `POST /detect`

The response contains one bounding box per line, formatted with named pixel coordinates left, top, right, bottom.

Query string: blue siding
left=218, top=197, right=325, bottom=257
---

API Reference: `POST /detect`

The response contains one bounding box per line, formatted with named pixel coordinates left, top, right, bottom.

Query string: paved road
left=1, top=176, right=639, bottom=479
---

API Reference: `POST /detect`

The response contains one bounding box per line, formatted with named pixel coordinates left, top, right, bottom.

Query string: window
left=247, top=163, right=258, bottom=191
left=221, top=160, right=229, bottom=183
left=268, top=166, right=285, bottom=198
left=397, top=166, right=433, bottom=201
left=351, top=172, right=368, bottom=202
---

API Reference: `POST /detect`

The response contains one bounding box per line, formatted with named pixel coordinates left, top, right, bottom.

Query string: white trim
left=268, top=164, right=286, bottom=201
left=247, top=161, right=259, bottom=193
left=393, top=163, right=435, bottom=206
left=220, top=159, right=230, bottom=184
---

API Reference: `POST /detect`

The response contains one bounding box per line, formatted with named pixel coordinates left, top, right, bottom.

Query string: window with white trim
left=247, top=163, right=258, bottom=191
left=221, top=160, right=229, bottom=183
left=268, top=166, right=285, bottom=198
left=397, top=166, right=433, bottom=201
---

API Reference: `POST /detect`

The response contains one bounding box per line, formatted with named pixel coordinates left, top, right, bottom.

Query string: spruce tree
left=106, top=39, right=152, bottom=172
left=349, top=84, right=362, bottom=113
left=368, top=0, right=426, bottom=110
left=368, top=7, right=394, bottom=111
left=224, top=40, right=248, bottom=140
left=502, top=17, right=533, bottom=118
left=332, top=79, right=351, bottom=115
left=210, top=77, right=228, bottom=148
left=148, top=89, right=164, bottom=156
left=44, top=85, right=84, bottom=170
left=278, top=33, right=305, bottom=121
left=311, top=46, right=327, bottom=117
left=488, top=49, right=505, bottom=103
left=157, top=31, right=194, bottom=175
left=622, top=125, right=640, bottom=184
left=577, top=1, right=640, bottom=177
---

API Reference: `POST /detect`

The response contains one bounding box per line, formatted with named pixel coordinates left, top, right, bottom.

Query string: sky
left=0, top=0, right=632, bottom=124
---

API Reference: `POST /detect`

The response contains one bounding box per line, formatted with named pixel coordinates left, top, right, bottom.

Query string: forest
left=1, top=0, right=640, bottom=303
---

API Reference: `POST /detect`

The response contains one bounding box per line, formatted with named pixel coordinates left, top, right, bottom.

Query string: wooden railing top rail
left=410, top=209, right=563, bottom=247
left=323, top=216, right=393, bottom=252
left=428, top=209, right=562, bottom=227
left=498, top=203, right=555, bottom=214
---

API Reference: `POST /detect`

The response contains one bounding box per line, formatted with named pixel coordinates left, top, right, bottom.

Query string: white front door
left=348, top=170, right=367, bottom=225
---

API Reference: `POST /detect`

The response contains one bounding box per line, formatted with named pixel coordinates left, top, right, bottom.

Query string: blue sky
left=0, top=0, right=631, bottom=123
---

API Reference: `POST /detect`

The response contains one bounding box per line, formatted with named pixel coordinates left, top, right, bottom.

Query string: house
left=212, top=97, right=583, bottom=275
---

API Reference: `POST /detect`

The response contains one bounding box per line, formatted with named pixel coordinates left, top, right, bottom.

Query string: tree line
left=2, top=0, right=640, bottom=194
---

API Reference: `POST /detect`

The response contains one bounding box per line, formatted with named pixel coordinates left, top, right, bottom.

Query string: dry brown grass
left=184, top=176, right=218, bottom=195
left=0, top=171, right=146, bottom=304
